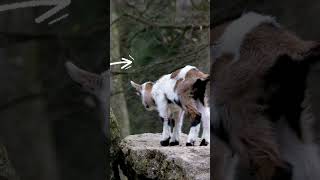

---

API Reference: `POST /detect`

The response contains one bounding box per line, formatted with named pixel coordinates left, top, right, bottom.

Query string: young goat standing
left=131, top=65, right=210, bottom=146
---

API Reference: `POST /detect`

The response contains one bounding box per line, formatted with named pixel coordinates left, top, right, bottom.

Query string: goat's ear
left=65, top=61, right=102, bottom=96
left=130, top=81, right=142, bottom=94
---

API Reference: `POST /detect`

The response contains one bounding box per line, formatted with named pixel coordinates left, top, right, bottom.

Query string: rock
left=119, top=133, right=210, bottom=180
left=0, top=144, right=19, bottom=180
left=110, top=109, right=121, bottom=180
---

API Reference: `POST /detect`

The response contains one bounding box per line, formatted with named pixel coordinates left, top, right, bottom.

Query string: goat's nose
left=146, top=105, right=149, bottom=108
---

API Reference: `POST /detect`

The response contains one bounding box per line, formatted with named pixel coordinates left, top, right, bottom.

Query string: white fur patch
left=162, top=119, right=171, bottom=140
left=152, top=74, right=178, bottom=103
left=151, top=65, right=196, bottom=107
left=197, top=101, right=210, bottom=143
left=213, top=12, right=279, bottom=61
left=151, top=65, right=196, bottom=118
left=175, top=65, right=196, bottom=80
left=141, top=83, right=147, bottom=105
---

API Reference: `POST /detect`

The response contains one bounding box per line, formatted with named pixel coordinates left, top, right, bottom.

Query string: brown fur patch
left=143, top=82, right=155, bottom=106
left=243, top=23, right=317, bottom=62
left=174, top=79, right=182, bottom=91
left=185, top=69, right=209, bottom=81
left=211, top=23, right=319, bottom=104
left=211, top=19, right=320, bottom=180
left=144, top=82, right=153, bottom=92
left=177, top=80, right=201, bottom=120
left=174, top=68, right=209, bottom=121
left=153, top=66, right=210, bottom=127
left=170, top=68, right=181, bottom=79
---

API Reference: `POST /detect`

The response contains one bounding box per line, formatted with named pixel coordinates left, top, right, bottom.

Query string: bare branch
left=0, top=92, right=44, bottom=112
left=123, top=13, right=209, bottom=29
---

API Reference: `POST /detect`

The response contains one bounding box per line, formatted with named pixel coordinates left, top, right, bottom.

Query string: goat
left=211, top=12, right=320, bottom=180
left=65, top=61, right=113, bottom=178
left=131, top=65, right=210, bottom=146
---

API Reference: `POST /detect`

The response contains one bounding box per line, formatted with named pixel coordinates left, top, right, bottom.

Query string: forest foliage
left=111, top=0, right=210, bottom=135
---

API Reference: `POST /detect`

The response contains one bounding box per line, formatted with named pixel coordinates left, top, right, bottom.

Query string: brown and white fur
left=131, top=65, right=210, bottom=146
left=211, top=12, right=320, bottom=180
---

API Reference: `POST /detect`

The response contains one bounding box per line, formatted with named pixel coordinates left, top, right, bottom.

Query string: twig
left=125, top=43, right=209, bottom=74
left=0, top=31, right=97, bottom=42
left=127, top=28, right=146, bottom=45
left=111, top=71, right=135, bottom=75
left=0, top=92, right=44, bottom=112
left=123, top=13, right=209, bottom=29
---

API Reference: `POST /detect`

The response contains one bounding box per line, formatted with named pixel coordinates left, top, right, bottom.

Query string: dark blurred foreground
left=0, top=0, right=107, bottom=180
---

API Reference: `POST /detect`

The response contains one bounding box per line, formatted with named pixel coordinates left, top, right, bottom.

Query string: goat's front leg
left=169, top=110, right=184, bottom=146
left=197, top=101, right=210, bottom=146
left=186, top=113, right=201, bottom=146
left=158, top=101, right=171, bottom=146
left=160, top=117, right=171, bottom=146
left=181, top=97, right=201, bottom=146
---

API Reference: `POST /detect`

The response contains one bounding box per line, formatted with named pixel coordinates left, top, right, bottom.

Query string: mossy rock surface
left=109, top=109, right=122, bottom=180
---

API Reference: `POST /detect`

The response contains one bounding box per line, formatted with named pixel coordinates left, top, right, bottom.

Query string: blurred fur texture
left=65, top=61, right=109, bottom=138
left=211, top=12, right=320, bottom=180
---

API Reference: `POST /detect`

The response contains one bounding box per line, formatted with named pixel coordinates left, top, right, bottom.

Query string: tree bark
left=111, top=0, right=131, bottom=137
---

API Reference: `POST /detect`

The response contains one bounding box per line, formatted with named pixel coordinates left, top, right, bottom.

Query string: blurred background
left=0, top=0, right=107, bottom=180
left=110, top=0, right=210, bottom=138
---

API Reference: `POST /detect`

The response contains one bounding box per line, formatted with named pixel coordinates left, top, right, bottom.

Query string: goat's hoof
left=169, top=141, right=179, bottom=146
left=186, top=142, right=194, bottom=146
left=200, top=139, right=209, bottom=146
left=160, top=137, right=170, bottom=146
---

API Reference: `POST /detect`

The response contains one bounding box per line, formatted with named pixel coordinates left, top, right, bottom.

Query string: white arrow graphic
left=0, top=0, right=71, bottom=24
left=110, top=55, right=134, bottom=70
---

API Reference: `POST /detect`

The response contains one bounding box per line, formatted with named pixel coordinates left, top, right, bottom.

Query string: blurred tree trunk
left=111, top=0, right=131, bottom=137
left=0, top=9, right=59, bottom=180
left=0, top=41, right=59, bottom=180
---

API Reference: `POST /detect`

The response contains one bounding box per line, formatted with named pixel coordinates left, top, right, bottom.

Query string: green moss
left=109, top=109, right=122, bottom=180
